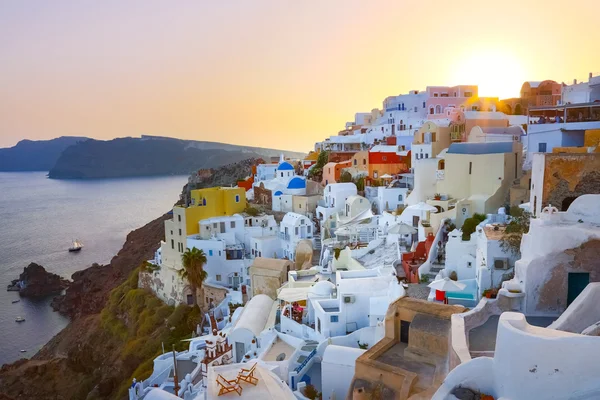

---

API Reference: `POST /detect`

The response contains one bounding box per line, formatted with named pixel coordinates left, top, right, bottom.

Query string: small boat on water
left=20, top=349, right=26, bottom=353
left=12, top=299, right=20, bottom=304
left=15, top=316, right=25, bottom=322
left=69, top=239, right=83, bottom=252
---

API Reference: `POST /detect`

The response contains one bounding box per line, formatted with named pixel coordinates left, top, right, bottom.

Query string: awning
left=277, top=286, right=311, bottom=302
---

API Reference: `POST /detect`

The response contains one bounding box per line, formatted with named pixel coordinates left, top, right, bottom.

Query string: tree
left=340, top=170, right=352, bottom=183
left=179, top=248, right=208, bottom=308
left=499, top=207, right=531, bottom=256
left=354, top=176, right=365, bottom=191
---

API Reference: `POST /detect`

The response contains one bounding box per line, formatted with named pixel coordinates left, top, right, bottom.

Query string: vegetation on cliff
left=101, top=268, right=201, bottom=398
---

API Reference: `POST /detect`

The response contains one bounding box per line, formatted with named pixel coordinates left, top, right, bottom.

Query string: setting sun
left=448, top=49, right=529, bottom=100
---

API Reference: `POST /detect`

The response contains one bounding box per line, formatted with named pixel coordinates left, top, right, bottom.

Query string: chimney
left=590, top=72, right=593, bottom=80
left=574, top=79, right=577, bottom=85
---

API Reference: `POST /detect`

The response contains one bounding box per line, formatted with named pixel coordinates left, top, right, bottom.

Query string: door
left=412, top=216, right=420, bottom=243
left=400, top=320, right=411, bottom=343
left=567, top=272, right=590, bottom=306
left=235, top=342, right=245, bottom=362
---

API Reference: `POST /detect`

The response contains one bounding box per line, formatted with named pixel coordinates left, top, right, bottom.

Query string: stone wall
left=254, top=184, right=272, bottom=206
left=535, top=240, right=600, bottom=314
left=542, top=154, right=600, bottom=211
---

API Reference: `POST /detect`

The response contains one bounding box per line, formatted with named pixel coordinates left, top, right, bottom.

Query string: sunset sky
left=1, top=1, right=598, bottom=151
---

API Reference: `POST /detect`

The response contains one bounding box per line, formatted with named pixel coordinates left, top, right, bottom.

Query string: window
left=216, top=274, right=221, bottom=281
left=382, top=156, right=387, bottom=161
left=363, top=159, right=366, bottom=165
left=398, top=194, right=403, bottom=201
left=435, top=105, right=442, bottom=114
left=425, top=154, right=428, bottom=159
left=230, top=221, right=236, bottom=229
left=538, top=143, right=547, bottom=152
left=178, top=229, right=182, bottom=236
left=299, top=203, right=302, bottom=208
left=235, top=195, right=240, bottom=203
left=429, top=107, right=434, bottom=115
left=469, top=161, right=472, bottom=175
left=213, top=223, right=217, bottom=229
left=467, top=262, right=472, bottom=268
left=178, top=215, right=181, bottom=222
left=414, top=106, right=418, bottom=112
left=171, top=239, right=174, bottom=249
left=465, top=91, right=473, bottom=97
left=434, top=93, right=439, bottom=97
left=330, top=315, right=339, bottom=323
left=317, top=318, right=321, bottom=333
left=281, top=172, right=284, bottom=178
left=307, top=226, right=311, bottom=233
left=170, top=230, right=173, bottom=235
left=209, top=250, right=213, bottom=256
left=295, top=227, right=299, bottom=235
left=202, top=198, right=206, bottom=206
left=422, top=101, right=426, bottom=108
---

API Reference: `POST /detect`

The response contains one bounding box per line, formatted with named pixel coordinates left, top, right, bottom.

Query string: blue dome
left=277, top=161, right=294, bottom=171
left=287, top=177, right=306, bottom=189
left=274, top=190, right=283, bottom=196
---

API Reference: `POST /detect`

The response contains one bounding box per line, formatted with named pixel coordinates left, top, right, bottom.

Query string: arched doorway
left=562, top=196, right=578, bottom=211
left=515, top=104, right=523, bottom=115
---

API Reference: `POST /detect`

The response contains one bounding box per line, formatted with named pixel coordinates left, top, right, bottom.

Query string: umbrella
left=428, top=277, right=466, bottom=292
left=411, top=202, right=438, bottom=213
left=380, top=174, right=393, bottom=179
left=388, top=222, right=417, bottom=235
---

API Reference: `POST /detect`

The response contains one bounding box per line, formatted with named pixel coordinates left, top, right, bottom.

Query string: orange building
left=321, top=159, right=352, bottom=185
left=368, top=144, right=411, bottom=179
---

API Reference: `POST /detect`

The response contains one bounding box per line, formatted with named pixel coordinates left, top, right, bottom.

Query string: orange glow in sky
left=0, top=0, right=599, bottom=151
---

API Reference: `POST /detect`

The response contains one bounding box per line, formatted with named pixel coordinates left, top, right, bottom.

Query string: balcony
left=436, top=170, right=445, bottom=180
left=279, top=232, right=290, bottom=241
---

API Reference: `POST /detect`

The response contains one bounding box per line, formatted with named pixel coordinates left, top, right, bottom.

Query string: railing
left=279, top=232, right=290, bottom=241
left=436, top=170, right=445, bottom=180
left=294, top=349, right=317, bottom=373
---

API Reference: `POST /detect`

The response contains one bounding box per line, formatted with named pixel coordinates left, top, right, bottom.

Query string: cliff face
left=48, top=136, right=305, bottom=179
left=0, top=212, right=171, bottom=400
left=0, top=136, right=88, bottom=171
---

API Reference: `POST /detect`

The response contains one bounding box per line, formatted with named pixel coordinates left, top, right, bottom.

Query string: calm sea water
left=0, top=172, right=187, bottom=366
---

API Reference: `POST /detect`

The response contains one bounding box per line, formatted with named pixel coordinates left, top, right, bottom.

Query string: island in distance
left=0, top=135, right=305, bottom=179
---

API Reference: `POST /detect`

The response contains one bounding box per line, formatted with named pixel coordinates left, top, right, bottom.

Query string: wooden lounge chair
left=236, top=363, right=259, bottom=386
left=216, top=374, right=242, bottom=396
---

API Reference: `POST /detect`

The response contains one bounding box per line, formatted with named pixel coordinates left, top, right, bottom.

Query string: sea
left=0, top=172, right=188, bottom=366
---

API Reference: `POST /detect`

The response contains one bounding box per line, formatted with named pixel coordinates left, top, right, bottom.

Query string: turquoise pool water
left=446, top=291, right=475, bottom=300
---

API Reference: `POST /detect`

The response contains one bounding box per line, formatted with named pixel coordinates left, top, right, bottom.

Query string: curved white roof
left=144, top=389, right=181, bottom=400
left=309, top=280, right=335, bottom=297
left=231, top=294, right=274, bottom=337
left=322, top=345, right=364, bottom=367
left=281, top=212, right=308, bottom=226
left=568, top=194, right=600, bottom=224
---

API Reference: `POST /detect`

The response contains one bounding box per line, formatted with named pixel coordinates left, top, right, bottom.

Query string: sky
left=1, top=1, right=599, bottom=151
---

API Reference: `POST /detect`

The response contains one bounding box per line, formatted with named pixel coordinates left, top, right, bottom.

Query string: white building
left=229, top=294, right=275, bottom=362
left=503, top=195, right=600, bottom=316
left=279, top=212, right=314, bottom=261
left=433, top=312, right=600, bottom=400
left=280, top=267, right=405, bottom=341
left=375, top=185, right=411, bottom=213
left=561, top=73, right=600, bottom=105
left=316, top=182, right=358, bottom=228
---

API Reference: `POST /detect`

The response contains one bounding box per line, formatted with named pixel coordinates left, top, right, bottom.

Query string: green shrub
left=461, top=217, right=480, bottom=241
left=473, top=213, right=487, bottom=222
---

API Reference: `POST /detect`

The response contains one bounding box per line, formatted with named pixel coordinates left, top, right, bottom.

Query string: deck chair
left=216, top=374, right=242, bottom=396
left=236, top=362, right=259, bottom=386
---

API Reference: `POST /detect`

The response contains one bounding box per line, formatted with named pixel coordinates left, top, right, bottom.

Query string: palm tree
left=179, top=247, right=208, bottom=308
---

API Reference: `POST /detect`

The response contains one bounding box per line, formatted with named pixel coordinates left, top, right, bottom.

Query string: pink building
left=425, top=85, right=499, bottom=119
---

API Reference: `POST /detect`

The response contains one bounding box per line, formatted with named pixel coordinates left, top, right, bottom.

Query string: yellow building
left=187, top=187, right=246, bottom=234
left=161, top=187, right=246, bottom=270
